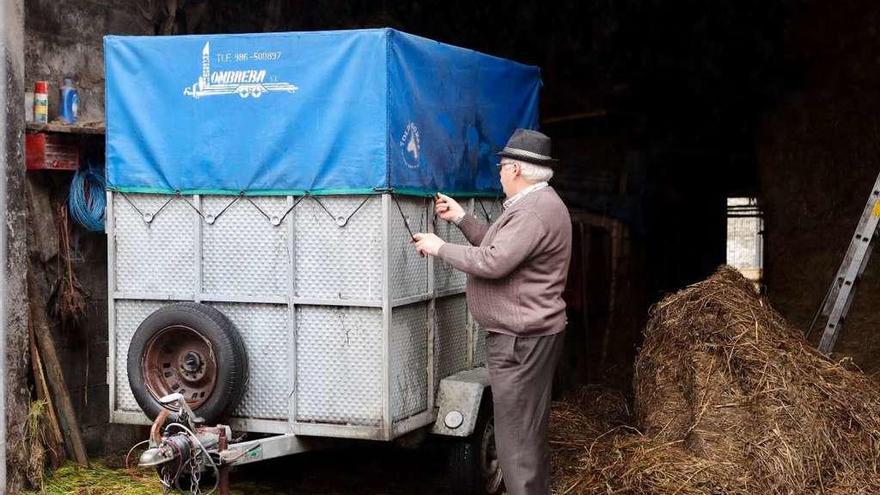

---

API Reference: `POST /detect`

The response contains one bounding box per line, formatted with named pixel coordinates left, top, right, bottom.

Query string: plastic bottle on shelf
left=59, top=77, right=79, bottom=125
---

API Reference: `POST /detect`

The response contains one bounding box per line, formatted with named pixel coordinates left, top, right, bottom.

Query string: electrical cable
left=68, top=165, right=106, bottom=232
left=124, top=440, right=151, bottom=469
left=166, top=422, right=220, bottom=495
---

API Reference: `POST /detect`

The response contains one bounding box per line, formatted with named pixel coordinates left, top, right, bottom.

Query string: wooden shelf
left=26, top=122, right=105, bottom=135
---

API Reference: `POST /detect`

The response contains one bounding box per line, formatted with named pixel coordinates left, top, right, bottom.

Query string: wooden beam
left=29, top=320, right=64, bottom=466
left=26, top=271, right=89, bottom=466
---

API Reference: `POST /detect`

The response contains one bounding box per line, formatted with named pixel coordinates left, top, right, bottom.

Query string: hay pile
left=552, top=266, right=880, bottom=494
left=551, top=387, right=750, bottom=494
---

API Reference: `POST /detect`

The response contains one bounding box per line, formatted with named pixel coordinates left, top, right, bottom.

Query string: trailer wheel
left=448, top=401, right=504, bottom=495
left=127, top=302, right=248, bottom=424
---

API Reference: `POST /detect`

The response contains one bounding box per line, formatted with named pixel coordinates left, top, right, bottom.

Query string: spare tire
left=127, top=302, right=248, bottom=424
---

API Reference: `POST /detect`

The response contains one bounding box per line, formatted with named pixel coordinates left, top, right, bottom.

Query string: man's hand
left=412, top=233, right=446, bottom=257
left=435, top=193, right=465, bottom=223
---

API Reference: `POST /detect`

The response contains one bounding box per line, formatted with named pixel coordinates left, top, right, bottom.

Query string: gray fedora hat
left=496, top=128, right=559, bottom=166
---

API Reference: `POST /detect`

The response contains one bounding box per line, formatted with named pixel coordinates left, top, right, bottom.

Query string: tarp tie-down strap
left=115, top=190, right=298, bottom=227
left=391, top=193, right=425, bottom=242
left=476, top=197, right=501, bottom=223
left=117, top=190, right=176, bottom=223
left=244, top=194, right=309, bottom=226
left=310, top=195, right=372, bottom=228
left=203, top=194, right=241, bottom=224
left=116, top=190, right=375, bottom=228
left=397, top=194, right=503, bottom=242
left=116, top=191, right=496, bottom=236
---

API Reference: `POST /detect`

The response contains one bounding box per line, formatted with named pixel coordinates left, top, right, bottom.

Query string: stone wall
left=23, top=0, right=152, bottom=459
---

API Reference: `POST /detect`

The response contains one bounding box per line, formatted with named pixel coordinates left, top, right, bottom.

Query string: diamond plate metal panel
left=114, top=300, right=167, bottom=412
left=434, top=218, right=468, bottom=293
left=294, top=196, right=383, bottom=302
left=210, top=303, right=290, bottom=420
left=295, top=306, right=383, bottom=426
left=474, top=320, right=487, bottom=367
left=202, top=197, right=290, bottom=297
left=435, top=296, right=470, bottom=396
left=390, top=303, right=429, bottom=422
left=390, top=197, right=429, bottom=301
left=114, top=194, right=195, bottom=294
left=474, top=197, right=503, bottom=225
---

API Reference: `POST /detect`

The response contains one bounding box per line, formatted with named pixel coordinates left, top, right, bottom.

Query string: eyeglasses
left=496, top=160, right=517, bottom=171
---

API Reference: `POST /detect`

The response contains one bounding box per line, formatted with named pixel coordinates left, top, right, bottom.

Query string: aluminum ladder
left=810, top=171, right=880, bottom=353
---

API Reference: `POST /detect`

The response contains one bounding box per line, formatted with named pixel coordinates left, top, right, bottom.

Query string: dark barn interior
left=8, top=0, right=880, bottom=492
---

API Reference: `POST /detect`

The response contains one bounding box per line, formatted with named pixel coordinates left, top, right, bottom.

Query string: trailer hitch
left=136, top=393, right=233, bottom=495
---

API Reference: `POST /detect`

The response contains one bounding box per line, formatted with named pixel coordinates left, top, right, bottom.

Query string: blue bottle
left=59, top=77, right=78, bottom=124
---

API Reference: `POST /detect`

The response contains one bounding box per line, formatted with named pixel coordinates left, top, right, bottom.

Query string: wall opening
left=726, top=197, right=764, bottom=285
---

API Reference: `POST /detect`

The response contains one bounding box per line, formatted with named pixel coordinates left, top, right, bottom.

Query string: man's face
left=498, top=159, right=518, bottom=197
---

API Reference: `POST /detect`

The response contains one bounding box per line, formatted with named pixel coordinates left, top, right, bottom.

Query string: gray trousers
left=487, top=331, right=565, bottom=495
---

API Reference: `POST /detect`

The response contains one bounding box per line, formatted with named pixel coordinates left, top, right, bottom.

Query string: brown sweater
left=438, top=187, right=572, bottom=337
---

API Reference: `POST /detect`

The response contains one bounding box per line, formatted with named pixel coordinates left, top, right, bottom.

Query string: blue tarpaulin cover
left=104, top=28, right=541, bottom=196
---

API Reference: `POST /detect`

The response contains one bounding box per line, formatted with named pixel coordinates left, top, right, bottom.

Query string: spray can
left=34, top=81, right=49, bottom=124
left=59, top=78, right=79, bottom=124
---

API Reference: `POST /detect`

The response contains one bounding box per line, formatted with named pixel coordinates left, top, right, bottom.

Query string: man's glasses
left=496, top=160, right=517, bottom=171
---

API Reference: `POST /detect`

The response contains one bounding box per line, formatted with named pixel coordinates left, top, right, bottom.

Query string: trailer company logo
left=399, top=122, right=421, bottom=169
left=183, top=42, right=298, bottom=99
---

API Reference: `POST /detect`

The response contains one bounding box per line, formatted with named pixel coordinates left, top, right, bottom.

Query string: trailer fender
left=431, top=368, right=491, bottom=438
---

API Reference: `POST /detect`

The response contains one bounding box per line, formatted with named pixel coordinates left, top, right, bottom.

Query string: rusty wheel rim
left=142, top=325, right=218, bottom=409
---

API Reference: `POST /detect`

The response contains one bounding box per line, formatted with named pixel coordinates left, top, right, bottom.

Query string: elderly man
left=413, top=129, right=572, bottom=495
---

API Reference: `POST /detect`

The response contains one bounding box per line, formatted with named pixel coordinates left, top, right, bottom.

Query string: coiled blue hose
left=68, top=166, right=106, bottom=232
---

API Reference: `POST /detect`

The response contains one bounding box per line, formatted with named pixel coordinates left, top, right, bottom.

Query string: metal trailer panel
left=108, top=191, right=489, bottom=443
left=111, top=410, right=289, bottom=435
left=434, top=295, right=471, bottom=397
left=294, top=305, right=384, bottom=427
left=381, top=193, right=392, bottom=439
left=210, top=303, right=291, bottom=420
left=473, top=324, right=488, bottom=367
left=114, top=194, right=196, bottom=296
left=434, top=217, right=468, bottom=294
left=201, top=196, right=291, bottom=298
left=106, top=191, right=118, bottom=422
left=113, top=299, right=167, bottom=412
left=390, top=302, right=429, bottom=422
left=468, top=198, right=496, bottom=368
left=474, top=196, right=503, bottom=225
left=294, top=196, right=383, bottom=303
left=390, top=196, right=430, bottom=303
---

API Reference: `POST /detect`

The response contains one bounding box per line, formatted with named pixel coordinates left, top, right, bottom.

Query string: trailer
left=104, top=28, right=540, bottom=494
